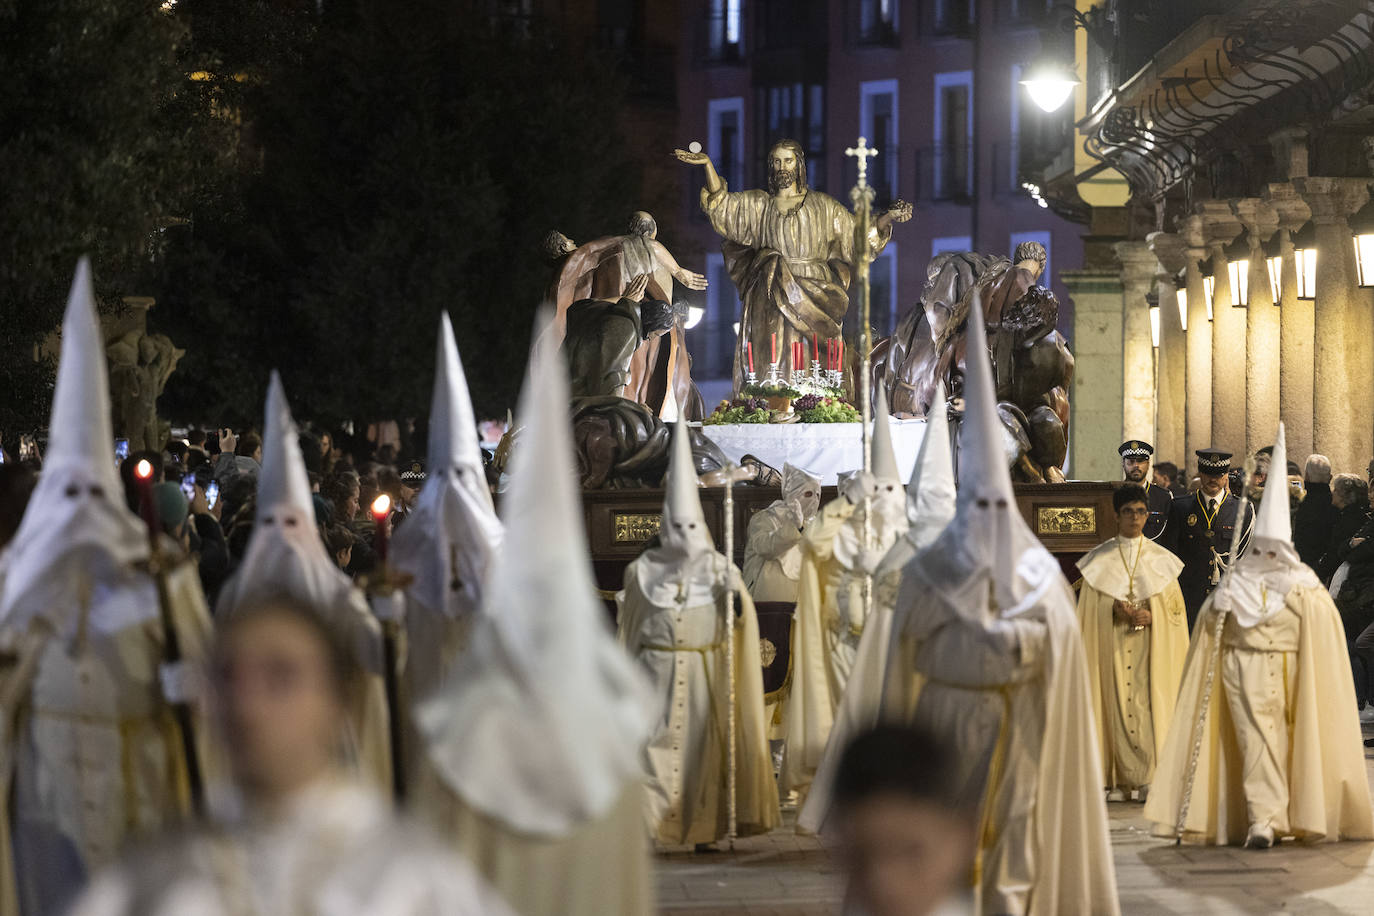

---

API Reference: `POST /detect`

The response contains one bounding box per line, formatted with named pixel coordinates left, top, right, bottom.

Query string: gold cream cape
left=1144, top=584, right=1374, bottom=844
left=1075, top=536, right=1189, bottom=788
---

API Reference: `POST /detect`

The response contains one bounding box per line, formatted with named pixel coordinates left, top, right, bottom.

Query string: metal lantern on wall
left=1293, top=222, right=1317, bottom=301
left=1200, top=257, right=1216, bottom=320
left=1351, top=197, right=1374, bottom=288
left=1175, top=268, right=1188, bottom=332
left=1224, top=236, right=1250, bottom=307
left=1263, top=233, right=1283, bottom=303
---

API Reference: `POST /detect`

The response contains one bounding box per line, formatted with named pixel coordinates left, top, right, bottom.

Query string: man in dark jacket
left=1294, top=454, right=1339, bottom=569
left=1316, top=473, right=1371, bottom=583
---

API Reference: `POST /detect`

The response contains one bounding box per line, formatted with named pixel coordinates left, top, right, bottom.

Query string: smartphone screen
left=115, top=438, right=129, bottom=462
left=180, top=477, right=197, bottom=501
left=206, top=480, right=220, bottom=510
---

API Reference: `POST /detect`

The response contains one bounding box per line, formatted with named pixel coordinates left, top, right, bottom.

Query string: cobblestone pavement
left=656, top=734, right=1374, bottom=914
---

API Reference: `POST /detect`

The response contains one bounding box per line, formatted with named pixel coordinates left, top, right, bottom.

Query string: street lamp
left=1225, top=237, right=1251, bottom=308
left=1351, top=197, right=1374, bottom=287
left=1293, top=222, right=1317, bottom=300
left=1149, top=303, right=1161, bottom=349
left=1020, top=63, right=1080, bottom=114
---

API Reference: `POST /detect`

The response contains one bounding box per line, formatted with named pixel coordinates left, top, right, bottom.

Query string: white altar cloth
left=699, top=418, right=927, bottom=485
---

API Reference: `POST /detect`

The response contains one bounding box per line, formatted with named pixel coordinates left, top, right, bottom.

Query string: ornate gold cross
left=845, top=136, right=879, bottom=189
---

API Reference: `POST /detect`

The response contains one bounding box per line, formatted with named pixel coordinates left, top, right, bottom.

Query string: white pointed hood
left=392, top=313, right=502, bottom=621
left=905, top=293, right=1056, bottom=619
left=417, top=325, right=654, bottom=837
left=0, top=258, right=151, bottom=633
left=1222, top=423, right=1319, bottom=627
left=633, top=416, right=721, bottom=605
left=782, top=463, right=821, bottom=524
left=835, top=384, right=910, bottom=571
left=217, top=373, right=371, bottom=628
left=875, top=382, right=957, bottom=583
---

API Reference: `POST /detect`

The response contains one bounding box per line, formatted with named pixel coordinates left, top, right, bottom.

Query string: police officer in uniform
left=1162, top=448, right=1255, bottom=628
left=1119, top=439, right=1171, bottom=541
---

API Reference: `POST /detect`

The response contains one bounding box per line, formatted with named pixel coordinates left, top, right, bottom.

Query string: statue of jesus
left=674, top=139, right=911, bottom=392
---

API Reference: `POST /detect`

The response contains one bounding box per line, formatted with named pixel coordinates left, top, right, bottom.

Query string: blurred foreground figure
left=0, top=261, right=217, bottom=916
left=832, top=726, right=976, bottom=916
left=798, top=383, right=956, bottom=834
left=1075, top=484, right=1188, bottom=801
left=65, top=596, right=511, bottom=916
left=392, top=314, right=502, bottom=772
left=415, top=332, right=657, bottom=914
left=215, top=373, right=393, bottom=791
left=619, top=417, right=779, bottom=846
left=883, top=303, right=1118, bottom=915
left=1146, top=424, right=1373, bottom=848
left=782, top=391, right=908, bottom=800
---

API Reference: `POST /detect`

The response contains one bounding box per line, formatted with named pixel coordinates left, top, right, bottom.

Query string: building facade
left=674, top=0, right=1087, bottom=405
left=1031, top=0, right=1374, bottom=479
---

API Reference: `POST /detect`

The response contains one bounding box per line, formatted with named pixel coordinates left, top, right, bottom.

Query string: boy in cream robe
left=216, top=373, right=393, bottom=792
left=1076, top=483, right=1188, bottom=801
left=0, top=261, right=219, bottom=916
left=798, top=382, right=956, bottom=834
left=883, top=302, right=1119, bottom=916
left=1146, top=423, right=1374, bottom=848
left=416, top=331, right=658, bottom=915
left=781, top=390, right=908, bottom=798
left=618, top=415, right=780, bottom=846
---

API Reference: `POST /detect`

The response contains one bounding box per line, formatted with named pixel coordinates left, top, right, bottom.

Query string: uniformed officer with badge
left=1161, top=448, right=1255, bottom=628
left=1119, top=439, right=1171, bottom=541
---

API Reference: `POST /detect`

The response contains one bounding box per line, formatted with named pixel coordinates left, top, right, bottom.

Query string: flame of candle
left=371, top=493, right=392, bottom=518
left=135, top=459, right=154, bottom=480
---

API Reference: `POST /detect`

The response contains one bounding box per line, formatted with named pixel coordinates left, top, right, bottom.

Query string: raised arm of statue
left=673, top=148, right=723, bottom=194
left=650, top=240, right=708, bottom=291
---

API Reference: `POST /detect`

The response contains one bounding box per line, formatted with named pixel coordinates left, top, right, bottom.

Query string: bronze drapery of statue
left=873, top=242, right=1074, bottom=483
left=543, top=212, right=706, bottom=419
left=674, top=139, right=911, bottom=393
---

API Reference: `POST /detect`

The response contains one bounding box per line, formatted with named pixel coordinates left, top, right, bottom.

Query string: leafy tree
left=0, top=0, right=230, bottom=443
left=152, top=0, right=646, bottom=430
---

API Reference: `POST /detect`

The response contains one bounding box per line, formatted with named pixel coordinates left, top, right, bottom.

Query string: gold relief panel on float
left=613, top=513, right=662, bottom=544
left=1035, top=505, right=1097, bottom=536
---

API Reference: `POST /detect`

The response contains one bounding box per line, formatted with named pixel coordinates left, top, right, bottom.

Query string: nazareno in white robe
left=62, top=778, right=513, bottom=916
left=618, top=556, right=780, bottom=846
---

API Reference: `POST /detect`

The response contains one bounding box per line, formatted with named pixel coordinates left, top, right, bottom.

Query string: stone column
left=1263, top=182, right=1314, bottom=462
left=1199, top=200, right=1245, bottom=454
left=1232, top=198, right=1280, bottom=452
left=1116, top=240, right=1158, bottom=446
left=1148, top=230, right=1188, bottom=465
left=1296, top=176, right=1374, bottom=473
left=1179, top=214, right=1212, bottom=477
left=1063, top=268, right=1126, bottom=481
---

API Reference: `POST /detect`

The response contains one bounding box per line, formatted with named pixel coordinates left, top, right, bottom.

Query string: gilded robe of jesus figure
left=674, top=140, right=911, bottom=392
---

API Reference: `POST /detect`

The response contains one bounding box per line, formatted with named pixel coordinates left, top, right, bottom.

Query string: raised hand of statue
left=672, top=148, right=711, bottom=166
left=876, top=199, right=913, bottom=231
left=624, top=273, right=650, bottom=302
left=676, top=268, right=709, bottom=291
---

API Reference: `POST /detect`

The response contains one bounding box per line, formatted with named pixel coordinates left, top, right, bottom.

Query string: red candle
left=813, top=333, right=819, bottom=366
left=838, top=338, right=844, bottom=370
left=793, top=341, right=801, bottom=368
left=133, top=459, right=160, bottom=541
left=747, top=340, right=754, bottom=374
left=371, top=493, right=392, bottom=565
left=771, top=333, right=777, bottom=364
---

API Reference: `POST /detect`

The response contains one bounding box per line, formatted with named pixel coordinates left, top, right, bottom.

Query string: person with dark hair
left=1153, top=461, right=1182, bottom=496
left=1075, top=483, right=1188, bottom=802
left=64, top=595, right=513, bottom=916
left=322, top=470, right=362, bottom=525
left=323, top=523, right=356, bottom=570
left=831, top=726, right=977, bottom=916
